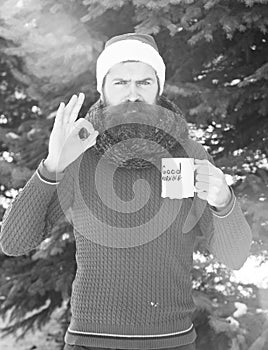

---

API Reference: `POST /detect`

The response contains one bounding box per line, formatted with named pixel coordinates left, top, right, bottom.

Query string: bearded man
left=0, top=33, right=252, bottom=350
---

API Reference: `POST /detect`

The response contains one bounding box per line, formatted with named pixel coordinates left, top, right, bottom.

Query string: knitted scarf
left=84, top=96, right=189, bottom=169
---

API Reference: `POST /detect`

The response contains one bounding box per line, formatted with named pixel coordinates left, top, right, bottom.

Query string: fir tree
left=0, top=0, right=268, bottom=348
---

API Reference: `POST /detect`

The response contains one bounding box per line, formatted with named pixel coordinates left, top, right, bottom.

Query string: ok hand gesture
left=44, top=93, right=99, bottom=173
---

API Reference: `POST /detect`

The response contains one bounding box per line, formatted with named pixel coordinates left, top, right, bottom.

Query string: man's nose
left=127, top=83, right=141, bottom=102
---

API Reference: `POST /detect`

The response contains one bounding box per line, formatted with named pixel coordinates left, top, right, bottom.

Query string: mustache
left=103, top=101, right=163, bottom=130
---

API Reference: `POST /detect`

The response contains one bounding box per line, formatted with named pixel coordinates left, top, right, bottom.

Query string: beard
left=103, top=101, right=173, bottom=140
left=85, top=96, right=189, bottom=169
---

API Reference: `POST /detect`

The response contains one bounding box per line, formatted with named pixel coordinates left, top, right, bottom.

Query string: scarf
left=84, top=96, right=189, bottom=169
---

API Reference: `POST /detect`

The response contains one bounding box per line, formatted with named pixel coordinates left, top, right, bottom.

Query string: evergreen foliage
left=0, top=0, right=268, bottom=348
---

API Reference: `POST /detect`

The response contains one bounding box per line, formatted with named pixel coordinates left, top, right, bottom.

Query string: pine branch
left=0, top=303, right=54, bottom=340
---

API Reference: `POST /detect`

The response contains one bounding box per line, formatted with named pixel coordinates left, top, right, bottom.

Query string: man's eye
left=114, top=81, right=127, bottom=85
left=138, top=81, right=151, bottom=86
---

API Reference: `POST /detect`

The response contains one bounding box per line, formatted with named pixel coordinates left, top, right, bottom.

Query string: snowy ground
left=232, top=255, right=268, bottom=289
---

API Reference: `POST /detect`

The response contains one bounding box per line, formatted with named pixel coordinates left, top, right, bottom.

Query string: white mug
left=161, top=158, right=196, bottom=199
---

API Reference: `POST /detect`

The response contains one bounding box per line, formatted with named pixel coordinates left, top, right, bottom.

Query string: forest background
left=0, top=0, right=268, bottom=349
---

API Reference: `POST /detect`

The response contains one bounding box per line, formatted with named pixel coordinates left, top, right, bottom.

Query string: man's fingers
left=74, top=119, right=96, bottom=138
left=195, top=173, right=213, bottom=183
left=63, top=94, right=78, bottom=123
left=194, top=163, right=213, bottom=175
left=195, top=181, right=210, bottom=192
left=196, top=190, right=208, bottom=202
left=69, top=93, right=85, bottom=124
left=54, top=102, right=65, bottom=127
left=85, top=130, right=99, bottom=148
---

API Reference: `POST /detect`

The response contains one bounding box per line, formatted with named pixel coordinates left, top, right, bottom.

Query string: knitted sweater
left=0, top=139, right=252, bottom=349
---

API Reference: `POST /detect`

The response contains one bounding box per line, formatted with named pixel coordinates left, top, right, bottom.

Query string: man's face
left=102, top=61, right=159, bottom=106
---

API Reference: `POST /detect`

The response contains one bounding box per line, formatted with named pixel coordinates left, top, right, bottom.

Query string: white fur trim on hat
left=96, top=39, right=166, bottom=95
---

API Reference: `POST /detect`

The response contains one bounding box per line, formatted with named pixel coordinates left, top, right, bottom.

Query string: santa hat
left=96, top=33, right=166, bottom=95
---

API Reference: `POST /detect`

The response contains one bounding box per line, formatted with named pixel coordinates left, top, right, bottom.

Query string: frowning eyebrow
left=112, top=78, right=154, bottom=82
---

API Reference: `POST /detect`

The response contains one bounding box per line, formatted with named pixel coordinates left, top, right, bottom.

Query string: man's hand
left=44, top=93, right=99, bottom=173
left=194, top=159, right=232, bottom=209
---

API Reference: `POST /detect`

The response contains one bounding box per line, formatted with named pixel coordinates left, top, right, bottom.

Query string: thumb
left=74, top=119, right=96, bottom=139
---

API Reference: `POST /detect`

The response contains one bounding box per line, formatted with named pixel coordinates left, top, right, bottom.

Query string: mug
left=161, top=158, right=196, bottom=199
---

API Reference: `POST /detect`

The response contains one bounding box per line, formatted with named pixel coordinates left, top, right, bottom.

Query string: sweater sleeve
left=181, top=138, right=252, bottom=269
left=0, top=159, right=74, bottom=256
left=198, top=196, right=252, bottom=270
left=197, top=150, right=252, bottom=270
